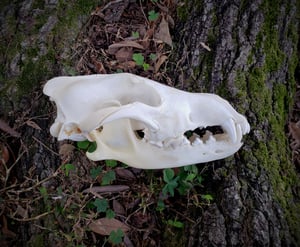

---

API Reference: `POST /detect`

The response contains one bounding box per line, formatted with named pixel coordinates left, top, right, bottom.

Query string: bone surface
left=43, top=73, right=250, bottom=169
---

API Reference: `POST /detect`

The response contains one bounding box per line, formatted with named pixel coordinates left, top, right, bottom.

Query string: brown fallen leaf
left=155, top=17, right=172, bottom=47
left=154, top=54, right=168, bottom=73
left=115, top=47, right=133, bottom=62
left=26, top=120, right=42, bottom=130
left=0, top=119, right=20, bottom=137
left=107, top=40, right=145, bottom=55
left=115, top=168, right=136, bottom=180
left=0, top=143, right=9, bottom=164
left=89, top=218, right=130, bottom=236
left=82, top=185, right=130, bottom=194
left=59, top=143, right=75, bottom=162
left=113, top=200, right=126, bottom=215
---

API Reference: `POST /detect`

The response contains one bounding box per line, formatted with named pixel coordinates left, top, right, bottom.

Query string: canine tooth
left=222, top=118, right=237, bottom=143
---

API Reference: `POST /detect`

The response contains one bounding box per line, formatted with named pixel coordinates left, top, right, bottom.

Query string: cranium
left=43, top=73, right=250, bottom=169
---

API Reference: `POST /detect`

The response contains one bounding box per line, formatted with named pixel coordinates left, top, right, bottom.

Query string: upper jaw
left=141, top=116, right=250, bottom=150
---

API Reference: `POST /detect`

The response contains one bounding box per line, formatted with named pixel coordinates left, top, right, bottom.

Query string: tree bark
left=173, top=0, right=300, bottom=246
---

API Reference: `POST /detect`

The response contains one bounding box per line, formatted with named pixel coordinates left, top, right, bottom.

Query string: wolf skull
left=43, top=73, right=250, bottom=169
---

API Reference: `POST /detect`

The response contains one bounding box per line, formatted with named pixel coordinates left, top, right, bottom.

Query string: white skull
left=43, top=73, right=250, bottom=169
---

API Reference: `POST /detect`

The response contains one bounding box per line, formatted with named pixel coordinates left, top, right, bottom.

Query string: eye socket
left=134, top=129, right=145, bottom=139
left=97, top=126, right=103, bottom=132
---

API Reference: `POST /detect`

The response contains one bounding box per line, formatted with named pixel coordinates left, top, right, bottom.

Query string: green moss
left=242, top=0, right=300, bottom=242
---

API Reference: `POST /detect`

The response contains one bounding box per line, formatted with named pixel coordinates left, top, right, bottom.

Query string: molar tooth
left=222, top=118, right=237, bottom=143
left=182, top=137, right=190, bottom=145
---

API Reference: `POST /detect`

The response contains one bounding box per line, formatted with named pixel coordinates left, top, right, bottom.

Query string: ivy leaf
left=148, top=10, right=159, bottom=21
left=93, top=198, right=108, bottom=213
left=105, top=160, right=118, bottom=168
left=132, top=53, right=144, bottom=66
left=149, top=53, right=157, bottom=61
left=88, top=142, right=97, bottom=152
left=167, top=219, right=184, bottom=228
left=77, top=140, right=90, bottom=150
left=131, top=31, right=139, bottom=38
left=62, top=163, right=76, bottom=176
left=108, top=228, right=124, bottom=244
left=143, top=63, right=150, bottom=71
left=163, top=168, right=175, bottom=183
left=90, top=166, right=102, bottom=179
left=202, top=194, right=213, bottom=202
left=106, top=209, right=115, bottom=219
left=101, top=170, right=116, bottom=185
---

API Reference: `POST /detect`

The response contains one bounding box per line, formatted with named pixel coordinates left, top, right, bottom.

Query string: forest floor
left=0, top=1, right=299, bottom=246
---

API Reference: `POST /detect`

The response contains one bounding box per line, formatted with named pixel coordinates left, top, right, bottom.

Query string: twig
left=9, top=209, right=54, bottom=222
left=32, top=136, right=59, bottom=156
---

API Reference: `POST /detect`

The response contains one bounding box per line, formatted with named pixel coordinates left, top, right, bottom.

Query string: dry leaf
left=82, top=185, right=130, bottom=194
left=0, top=143, right=9, bottom=164
left=155, top=17, right=172, bottom=46
left=26, top=120, right=42, bottom=130
left=108, top=40, right=144, bottom=55
left=91, top=57, right=107, bottom=74
left=0, top=119, right=20, bottom=137
left=59, top=143, right=75, bottom=161
left=200, top=42, right=211, bottom=51
left=115, top=47, right=133, bottom=62
left=15, top=205, right=28, bottom=218
left=89, top=218, right=130, bottom=235
left=116, top=61, right=136, bottom=70
left=154, top=55, right=168, bottom=73
left=115, top=168, right=136, bottom=180
left=113, top=200, right=126, bottom=215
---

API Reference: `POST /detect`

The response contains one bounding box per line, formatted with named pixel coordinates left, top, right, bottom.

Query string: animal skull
left=43, top=73, right=250, bottom=169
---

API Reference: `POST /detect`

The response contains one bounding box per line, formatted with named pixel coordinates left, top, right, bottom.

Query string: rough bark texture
left=174, top=0, right=300, bottom=246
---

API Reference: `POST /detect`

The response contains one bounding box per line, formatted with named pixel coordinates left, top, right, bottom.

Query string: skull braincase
left=43, top=73, right=250, bottom=169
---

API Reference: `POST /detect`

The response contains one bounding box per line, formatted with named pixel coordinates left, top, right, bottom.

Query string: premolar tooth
left=207, top=135, right=216, bottom=143
left=192, top=137, right=203, bottom=146
left=222, top=118, right=237, bottom=143
left=150, top=141, right=163, bottom=148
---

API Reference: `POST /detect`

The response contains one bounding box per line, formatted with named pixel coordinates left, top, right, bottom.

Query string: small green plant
left=61, top=163, right=76, bottom=176
left=131, top=31, right=139, bottom=38
left=162, top=168, right=179, bottom=196
left=108, top=228, right=124, bottom=244
left=148, top=10, right=159, bottom=21
left=149, top=53, right=157, bottom=61
left=101, top=170, right=116, bottom=185
left=132, top=53, right=150, bottom=71
left=201, top=194, right=213, bottom=203
left=77, top=140, right=97, bottom=152
left=162, top=165, right=203, bottom=197
left=93, top=198, right=108, bottom=213
left=39, top=186, right=51, bottom=211
left=167, top=219, right=184, bottom=228
left=105, top=160, right=118, bottom=168
left=90, top=166, right=102, bottom=179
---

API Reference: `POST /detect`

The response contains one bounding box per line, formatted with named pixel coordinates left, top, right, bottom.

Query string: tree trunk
left=173, top=0, right=300, bottom=246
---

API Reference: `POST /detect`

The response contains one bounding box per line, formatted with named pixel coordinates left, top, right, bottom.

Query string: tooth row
left=142, top=118, right=243, bottom=149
